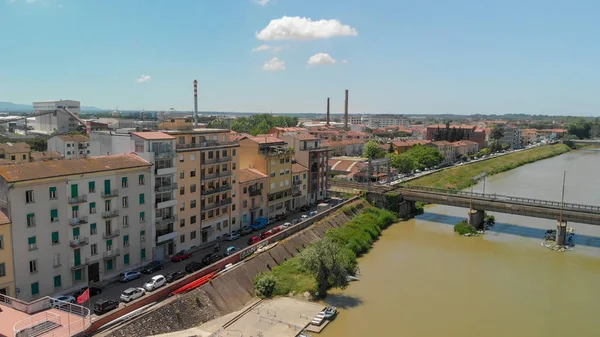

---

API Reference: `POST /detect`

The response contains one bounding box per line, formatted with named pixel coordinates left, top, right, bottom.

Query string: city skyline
left=1, top=0, right=600, bottom=115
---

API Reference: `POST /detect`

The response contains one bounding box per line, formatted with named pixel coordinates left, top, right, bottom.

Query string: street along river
left=321, top=148, right=600, bottom=337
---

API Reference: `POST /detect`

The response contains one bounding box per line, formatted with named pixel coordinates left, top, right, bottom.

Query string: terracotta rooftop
left=57, top=135, right=89, bottom=142
left=321, top=139, right=364, bottom=146
left=0, top=210, right=10, bottom=225
left=30, top=150, right=64, bottom=162
left=247, top=136, right=285, bottom=144
left=131, top=132, right=175, bottom=140
left=454, top=140, right=478, bottom=146
left=292, top=163, right=308, bottom=173
left=432, top=141, right=452, bottom=146
left=239, top=168, right=268, bottom=183
left=0, top=142, right=30, bottom=153
left=0, top=153, right=151, bottom=183
left=293, top=133, right=319, bottom=141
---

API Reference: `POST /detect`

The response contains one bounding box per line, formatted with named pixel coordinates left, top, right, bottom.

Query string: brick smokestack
left=326, top=97, right=330, bottom=126
left=344, top=89, right=349, bottom=130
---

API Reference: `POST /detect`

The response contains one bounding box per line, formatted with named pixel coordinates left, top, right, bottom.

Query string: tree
left=490, top=125, right=505, bottom=141
left=298, top=237, right=351, bottom=298
left=387, top=153, right=415, bottom=173
left=562, top=134, right=576, bottom=148
left=26, top=138, right=47, bottom=152
left=254, top=273, right=277, bottom=298
left=388, top=143, right=395, bottom=154
left=404, top=145, right=444, bottom=169
left=207, top=119, right=226, bottom=129
left=363, top=140, right=385, bottom=160
left=567, top=119, right=591, bottom=139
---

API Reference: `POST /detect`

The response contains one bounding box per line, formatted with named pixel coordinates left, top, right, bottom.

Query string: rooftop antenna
left=193, top=80, right=198, bottom=128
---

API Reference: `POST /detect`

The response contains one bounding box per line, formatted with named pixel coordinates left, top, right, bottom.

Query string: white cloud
left=262, top=57, right=286, bottom=71
left=307, top=53, right=337, bottom=66
left=252, top=44, right=272, bottom=52
left=256, top=16, right=358, bottom=41
left=272, top=46, right=287, bottom=53
left=254, top=0, right=270, bottom=5
left=342, top=59, right=348, bottom=64
left=136, top=75, right=152, bottom=83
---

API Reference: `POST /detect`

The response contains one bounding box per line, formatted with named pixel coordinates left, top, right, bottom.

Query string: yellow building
left=238, top=136, right=293, bottom=217
left=0, top=210, right=15, bottom=296
left=158, top=117, right=195, bottom=131
left=291, top=163, right=308, bottom=210
left=170, top=129, right=239, bottom=248
left=0, top=142, right=31, bottom=163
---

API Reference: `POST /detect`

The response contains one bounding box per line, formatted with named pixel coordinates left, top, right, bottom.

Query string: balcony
left=201, top=185, right=232, bottom=196
left=70, top=237, right=89, bottom=248
left=201, top=171, right=232, bottom=181
left=259, top=146, right=294, bottom=157
left=293, top=190, right=302, bottom=197
left=202, top=198, right=232, bottom=211
left=78, top=144, right=88, bottom=149
left=293, top=179, right=302, bottom=185
left=155, top=183, right=178, bottom=193
left=102, top=210, right=119, bottom=219
left=101, top=190, right=119, bottom=198
left=68, top=195, right=87, bottom=204
left=69, top=216, right=88, bottom=226
left=249, top=188, right=262, bottom=197
left=103, top=229, right=120, bottom=239
left=155, top=214, right=178, bottom=226
left=249, top=204, right=262, bottom=211
left=176, top=140, right=236, bottom=150
left=103, top=249, right=121, bottom=260
left=70, top=257, right=90, bottom=270
left=201, top=156, right=232, bottom=165
left=154, top=151, right=176, bottom=159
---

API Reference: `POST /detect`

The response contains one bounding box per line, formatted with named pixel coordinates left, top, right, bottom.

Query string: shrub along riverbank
left=405, top=144, right=571, bottom=190
left=254, top=204, right=398, bottom=299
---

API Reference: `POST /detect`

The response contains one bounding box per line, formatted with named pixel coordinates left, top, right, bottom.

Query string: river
left=320, top=149, right=600, bottom=337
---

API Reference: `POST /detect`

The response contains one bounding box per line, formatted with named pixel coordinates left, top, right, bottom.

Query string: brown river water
left=320, top=149, right=600, bottom=337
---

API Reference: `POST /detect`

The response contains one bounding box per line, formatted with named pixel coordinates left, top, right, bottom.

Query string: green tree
left=490, top=125, right=505, bottom=141
left=298, top=237, right=351, bottom=298
left=254, top=273, right=277, bottom=298
left=26, top=138, right=47, bottom=152
left=363, top=140, right=385, bottom=160
left=404, top=145, right=444, bottom=169
left=567, top=119, right=591, bottom=139
left=387, top=153, right=415, bottom=173
left=207, top=119, right=226, bottom=129
left=388, top=143, right=395, bottom=154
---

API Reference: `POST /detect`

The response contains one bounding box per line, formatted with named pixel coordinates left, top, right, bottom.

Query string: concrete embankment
left=103, top=200, right=368, bottom=337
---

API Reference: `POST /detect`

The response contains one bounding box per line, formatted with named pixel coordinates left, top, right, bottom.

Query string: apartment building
left=0, top=142, right=31, bottom=163
left=291, top=164, right=308, bottom=210
left=431, top=141, right=457, bottom=165
left=238, top=168, right=268, bottom=227
left=239, top=137, right=293, bottom=218
left=47, top=135, right=91, bottom=159
left=0, top=154, right=153, bottom=301
left=169, top=129, right=239, bottom=249
left=349, top=114, right=409, bottom=128
left=0, top=211, right=15, bottom=296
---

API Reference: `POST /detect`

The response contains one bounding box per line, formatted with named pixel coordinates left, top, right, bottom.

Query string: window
left=180, top=171, right=184, bottom=179
left=74, top=269, right=82, bottom=281
left=26, top=190, right=34, bottom=203
left=0, top=263, right=5, bottom=277
left=124, top=254, right=130, bottom=265
left=72, top=227, right=80, bottom=239
left=222, top=150, right=227, bottom=157
left=141, top=248, right=146, bottom=259
left=179, top=154, right=184, bottom=163
left=232, top=149, right=236, bottom=156
left=243, top=200, right=247, bottom=208
left=140, top=230, right=146, bottom=242
left=190, top=184, right=196, bottom=193
left=123, top=215, right=129, bottom=227
left=106, top=239, right=112, bottom=251
left=271, top=183, right=275, bottom=189
left=31, top=282, right=39, bottom=296
left=123, top=235, right=129, bottom=246
left=232, top=163, right=236, bottom=170
left=191, top=200, right=196, bottom=209
left=90, top=202, right=96, bottom=214
left=122, top=197, right=128, bottom=208
left=139, top=174, right=145, bottom=185
left=180, top=202, right=185, bottom=211
left=90, top=223, right=97, bottom=235
left=232, top=217, right=236, bottom=225
left=180, top=187, right=185, bottom=195
left=106, top=259, right=113, bottom=271
left=28, top=236, right=37, bottom=251
left=49, top=209, right=58, bottom=222
left=232, top=204, right=236, bottom=211
left=104, top=200, right=111, bottom=212
left=10, top=155, right=15, bottom=160
left=89, top=181, right=96, bottom=193
left=139, top=194, right=145, bottom=204
left=67, top=143, right=71, bottom=147
left=180, top=218, right=185, bottom=228
left=49, top=187, right=57, bottom=199
left=140, top=212, right=145, bottom=223
left=180, top=234, right=185, bottom=243
left=51, top=231, right=59, bottom=245
left=23, top=154, right=26, bottom=160
left=191, top=216, right=197, bottom=224
left=122, top=177, right=128, bottom=188
left=72, top=206, right=79, bottom=219
left=53, top=275, right=62, bottom=288
left=27, top=213, right=35, bottom=227
left=243, top=187, right=247, bottom=194
left=29, top=260, right=37, bottom=273
left=191, top=231, right=197, bottom=240
left=91, top=244, right=97, bottom=255
left=190, top=170, right=196, bottom=178
left=190, top=153, right=196, bottom=161
left=0, top=235, right=3, bottom=249
left=270, top=172, right=275, bottom=177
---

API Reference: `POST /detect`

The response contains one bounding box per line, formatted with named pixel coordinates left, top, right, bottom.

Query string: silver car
left=120, top=287, right=145, bottom=303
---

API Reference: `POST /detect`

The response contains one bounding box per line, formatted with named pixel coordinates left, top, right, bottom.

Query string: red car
left=171, top=250, right=192, bottom=262
left=247, top=236, right=261, bottom=246
left=260, top=230, right=273, bottom=240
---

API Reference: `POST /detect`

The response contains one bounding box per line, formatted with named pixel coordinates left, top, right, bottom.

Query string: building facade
left=47, top=135, right=91, bottom=159
left=500, top=126, right=523, bottom=149
left=291, top=164, right=308, bottom=210
left=0, top=211, right=15, bottom=296
left=33, top=100, right=81, bottom=134
left=349, top=114, right=409, bottom=128
left=431, top=141, right=457, bottom=165
left=238, top=168, right=268, bottom=227
left=0, top=143, right=31, bottom=163
left=0, top=154, right=153, bottom=301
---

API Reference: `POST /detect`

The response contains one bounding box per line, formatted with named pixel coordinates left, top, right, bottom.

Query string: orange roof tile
left=292, top=163, right=308, bottom=173
left=247, top=136, right=285, bottom=144
left=0, top=210, right=10, bottom=225
left=294, top=133, right=319, bottom=140
left=239, top=168, right=268, bottom=183
left=131, top=132, right=175, bottom=140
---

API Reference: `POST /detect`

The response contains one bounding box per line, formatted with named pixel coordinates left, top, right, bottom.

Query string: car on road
left=223, top=246, right=239, bottom=256
left=144, top=275, right=167, bottom=291
left=247, top=235, right=261, bottom=246
left=223, top=232, right=241, bottom=241
left=120, top=287, right=145, bottom=303
left=308, top=211, right=318, bottom=217
left=250, top=217, right=269, bottom=231
left=185, top=261, right=203, bottom=273
left=202, top=253, right=221, bottom=266
left=165, top=270, right=187, bottom=283
left=260, top=230, right=273, bottom=240
left=275, top=213, right=287, bottom=221
left=73, top=286, right=102, bottom=298
left=119, top=271, right=142, bottom=282
left=93, top=299, right=119, bottom=315
left=282, top=222, right=292, bottom=228
left=171, top=250, right=192, bottom=262
left=240, top=226, right=253, bottom=235
left=51, top=296, right=76, bottom=306
left=301, top=214, right=308, bottom=220
left=142, top=261, right=163, bottom=274
left=291, top=218, right=300, bottom=225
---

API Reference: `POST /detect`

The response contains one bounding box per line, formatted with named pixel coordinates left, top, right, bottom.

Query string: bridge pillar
left=399, top=200, right=416, bottom=219
left=555, top=221, right=567, bottom=246
left=468, top=209, right=485, bottom=229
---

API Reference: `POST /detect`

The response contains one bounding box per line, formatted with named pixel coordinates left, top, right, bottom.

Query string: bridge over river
left=330, top=180, right=600, bottom=245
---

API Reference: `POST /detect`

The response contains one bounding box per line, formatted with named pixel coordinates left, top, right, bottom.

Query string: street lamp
left=471, top=172, right=487, bottom=210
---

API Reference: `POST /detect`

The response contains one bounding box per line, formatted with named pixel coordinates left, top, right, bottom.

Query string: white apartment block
left=33, top=100, right=81, bottom=134
left=47, top=135, right=91, bottom=159
left=349, top=114, right=409, bottom=128
left=501, top=126, right=523, bottom=149
left=0, top=154, right=153, bottom=301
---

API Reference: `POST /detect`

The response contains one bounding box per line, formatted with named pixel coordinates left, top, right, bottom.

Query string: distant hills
left=0, top=101, right=103, bottom=112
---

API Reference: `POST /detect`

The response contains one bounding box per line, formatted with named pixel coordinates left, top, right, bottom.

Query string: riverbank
left=405, top=144, right=571, bottom=190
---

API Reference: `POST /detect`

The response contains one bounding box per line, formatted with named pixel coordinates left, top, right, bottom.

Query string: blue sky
left=1, top=0, right=599, bottom=115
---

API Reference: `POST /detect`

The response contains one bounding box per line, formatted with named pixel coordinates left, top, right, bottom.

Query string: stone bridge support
left=399, top=200, right=416, bottom=219
left=556, top=221, right=567, bottom=246
left=468, top=209, right=485, bottom=229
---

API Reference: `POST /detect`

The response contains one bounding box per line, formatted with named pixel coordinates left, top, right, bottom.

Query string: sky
left=1, top=0, right=600, bottom=115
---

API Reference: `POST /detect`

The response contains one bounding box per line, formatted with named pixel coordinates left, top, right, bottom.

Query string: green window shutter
left=54, top=275, right=61, bottom=288
left=139, top=194, right=145, bottom=204
left=138, top=174, right=144, bottom=184
left=51, top=232, right=59, bottom=243
left=106, top=239, right=112, bottom=247
left=91, top=223, right=97, bottom=230
left=89, top=181, right=95, bottom=192
left=122, top=177, right=127, bottom=187
left=124, top=254, right=130, bottom=264
left=27, top=213, right=34, bottom=218
left=71, top=184, right=78, bottom=198
left=74, top=269, right=82, bottom=281
left=31, top=282, right=39, bottom=295
left=89, top=202, right=95, bottom=212
left=72, top=227, right=80, bottom=237
left=140, top=230, right=145, bottom=236
left=72, top=205, right=79, bottom=212
left=50, top=187, right=56, bottom=193
left=141, top=248, right=146, bottom=259
left=50, top=209, right=58, bottom=219
left=123, top=235, right=129, bottom=245
left=106, top=259, right=113, bottom=270
left=28, top=236, right=36, bottom=245
left=140, top=212, right=145, bottom=222
left=104, top=180, right=111, bottom=194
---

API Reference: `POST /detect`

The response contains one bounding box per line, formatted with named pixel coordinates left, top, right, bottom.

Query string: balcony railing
left=101, top=190, right=119, bottom=198
left=154, top=151, right=176, bottom=159
left=293, top=190, right=302, bottom=197
left=155, top=214, right=178, bottom=226
left=249, top=188, right=262, bottom=197
left=156, top=227, right=175, bottom=238
left=103, top=229, right=120, bottom=239
left=155, top=183, right=178, bottom=192
left=68, top=195, right=87, bottom=204
left=259, top=146, right=294, bottom=157
left=69, top=216, right=88, bottom=226
left=201, top=156, right=232, bottom=165
left=103, top=249, right=121, bottom=260
left=201, top=185, right=232, bottom=196
left=293, top=179, right=302, bottom=185
left=249, top=204, right=262, bottom=211
left=202, top=171, right=232, bottom=181
left=102, top=210, right=119, bottom=219
left=70, top=257, right=90, bottom=270
left=176, top=140, right=236, bottom=150
left=70, top=237, right=89, bottom=248
left=202, top=198, right=233, bottom=211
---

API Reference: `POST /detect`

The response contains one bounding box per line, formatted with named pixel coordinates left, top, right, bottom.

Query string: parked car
left=301, top=214, right=309, bottom=220
left=202, top=253, right=221, bottom=266
left=93, top=299, right=119, bottom=315
left=260, top=230, right=273, bottom=240
left=51, top=296, right=76, bottom=307
left=171, top=250, right=192, bottom=262
left=223, top=246, right=239, bottom=256
left=250, top=217, right=268, bottom=231
left=322, top=197, right=332, bottom=203
left=165, top=270, right=187, bottom=283
left=73, top=286, right=102, bottom=298
left=224, top=232, right=241, bottom=241
left=291, top=218, right=300, bottom=225
left=144, top=275, right=167, bottom=291
left=247, top=236, right=261, bottom=246
left=308, top=211, right=318, bottom=217
left=240, top=226, right=253, bottom=235
left=142, top=261, right=163, bottom=274
left=275, top=213, right=287, bottom=221
left=119, top=271, right=141, bottom=282
left=282, top=222, right=292, bottom=228
left=119, top=287, right=145, bottom=303
left=268, top=218, right=277, bottom=225
left=185, top=262, right=203, bottom=273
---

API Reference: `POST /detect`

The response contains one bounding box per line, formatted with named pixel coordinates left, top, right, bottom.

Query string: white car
left=51, top=296, right=76, bottom=307
left=119, top=287, right=145, bottom=303
left=282, top=222, right=292, bottom=228
left=144, top=275, right=166, bottom=291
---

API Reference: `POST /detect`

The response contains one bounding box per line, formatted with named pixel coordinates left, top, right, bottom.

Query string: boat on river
left=323, top=306, right=338, bottom=320
left=347, top=275, right=359, bottom=282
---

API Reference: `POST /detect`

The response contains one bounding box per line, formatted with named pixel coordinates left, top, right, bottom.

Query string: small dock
left=305, top=319, right=331, bottom=333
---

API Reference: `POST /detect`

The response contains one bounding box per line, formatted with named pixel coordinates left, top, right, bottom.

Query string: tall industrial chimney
left=344, top=89, right=349, bottom=130
left=326, top=97, right=330, bottom=126
left=193, top=80, right=198, bottom=128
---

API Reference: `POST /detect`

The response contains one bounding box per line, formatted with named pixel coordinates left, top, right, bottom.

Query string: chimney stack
left=193, top=80, right=198, bottom=128
left=344, top=89, right=349, bottom=130
left=326, top=97, right=330, bottom=126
